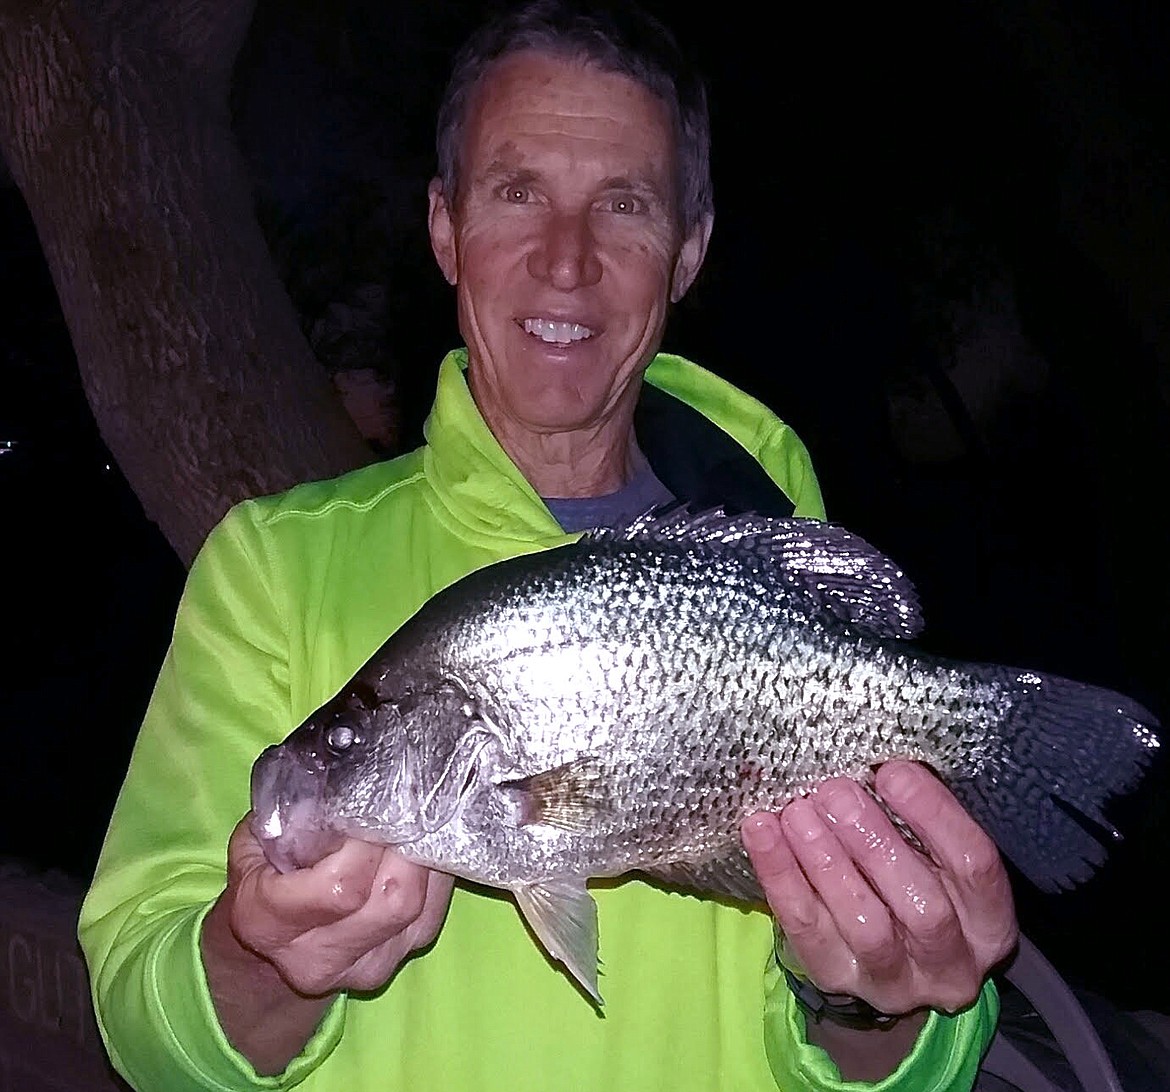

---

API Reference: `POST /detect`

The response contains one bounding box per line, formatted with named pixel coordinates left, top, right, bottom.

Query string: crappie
left=251, top=509, right=1160, bottom=1002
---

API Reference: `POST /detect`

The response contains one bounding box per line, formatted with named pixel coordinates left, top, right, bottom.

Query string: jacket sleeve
left=78, top=504, right=346, bottom=1091
left=762, top=951, right=1000, bottom=1091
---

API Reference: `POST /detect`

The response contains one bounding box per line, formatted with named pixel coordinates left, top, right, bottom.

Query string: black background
left=1, top=0, right=1167, bottom=1013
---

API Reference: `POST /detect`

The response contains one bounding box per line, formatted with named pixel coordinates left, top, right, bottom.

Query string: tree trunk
left=0, top=0, right=374, bottom=567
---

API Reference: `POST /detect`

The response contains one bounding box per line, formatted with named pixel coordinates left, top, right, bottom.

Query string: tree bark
left=0, top=0, right=374, bottom=567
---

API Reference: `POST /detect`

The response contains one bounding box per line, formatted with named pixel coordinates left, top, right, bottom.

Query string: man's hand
left=225, top=816, right=453, bottom=995
left=741, top=760, right=1018, bottom=1080
left=201, top=817, right=454, bottom=1074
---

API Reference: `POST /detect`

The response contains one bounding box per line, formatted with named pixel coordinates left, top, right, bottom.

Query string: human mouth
left=521, top=318, right=595, bottom=344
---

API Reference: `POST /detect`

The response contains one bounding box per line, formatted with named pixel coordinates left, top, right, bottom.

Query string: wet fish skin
left=250, top=509, right=1161, bottom=1002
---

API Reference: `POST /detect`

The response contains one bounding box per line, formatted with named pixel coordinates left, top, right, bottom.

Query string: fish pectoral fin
left=500, top=757, right=608, bottom=832
left=514, top=880, right=602, bottom=1005
left=642, top=847, right=765, bottom=904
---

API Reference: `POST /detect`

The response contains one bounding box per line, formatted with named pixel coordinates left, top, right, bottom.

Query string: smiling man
left=79, top=4, right=1013, bottom=1091
left=428, top=49, right=709, bottom=500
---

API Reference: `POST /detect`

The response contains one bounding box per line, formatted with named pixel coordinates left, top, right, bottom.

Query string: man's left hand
left=742, top=759, right=1019, bottom=1017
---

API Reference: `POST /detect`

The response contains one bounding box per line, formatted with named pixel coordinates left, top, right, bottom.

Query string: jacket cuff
left=144, top=903, right=347, bottom=1089
left=762, top=959, right=1000, bottom=1091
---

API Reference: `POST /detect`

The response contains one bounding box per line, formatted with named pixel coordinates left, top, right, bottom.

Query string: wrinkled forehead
left=461, top=50, right=680, bottom=197
left=474, top=51, right=672, bottom=127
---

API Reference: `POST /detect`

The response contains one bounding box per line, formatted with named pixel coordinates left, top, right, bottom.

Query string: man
left=79, top=3, right=1015, bottom=1089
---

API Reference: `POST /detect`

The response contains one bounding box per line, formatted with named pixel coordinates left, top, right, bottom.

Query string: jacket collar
left=421, top=350, right=566, bottom=548
left=419, top=348, right=801, bottom=545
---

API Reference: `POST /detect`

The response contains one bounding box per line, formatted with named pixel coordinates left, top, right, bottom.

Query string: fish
left=250, top=508, right=1161, bottom=1003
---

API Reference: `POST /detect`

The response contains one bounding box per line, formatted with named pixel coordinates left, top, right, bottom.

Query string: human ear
left=428, top=178, right=458, bottom=286
left=670, top=213, right=713, bottom=303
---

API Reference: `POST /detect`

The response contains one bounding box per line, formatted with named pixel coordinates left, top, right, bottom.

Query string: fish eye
left=325, top=723, right=357, bottom=755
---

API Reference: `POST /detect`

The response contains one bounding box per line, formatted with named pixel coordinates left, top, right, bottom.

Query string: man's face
left=429, top=51, right=710, bottom=445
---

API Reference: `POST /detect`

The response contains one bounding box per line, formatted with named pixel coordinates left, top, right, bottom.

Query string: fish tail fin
left=947, top=669, right=1160, bottom=892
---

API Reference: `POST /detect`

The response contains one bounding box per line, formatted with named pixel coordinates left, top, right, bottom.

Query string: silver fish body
left=251, top=510, right=1160, bottom=1001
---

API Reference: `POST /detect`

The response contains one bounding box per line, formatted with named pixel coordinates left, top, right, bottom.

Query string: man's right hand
left=201, top=816, right=454, bottom=1074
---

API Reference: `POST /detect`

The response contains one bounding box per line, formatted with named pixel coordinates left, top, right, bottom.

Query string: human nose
left=527, top=210, right=602, bottom=289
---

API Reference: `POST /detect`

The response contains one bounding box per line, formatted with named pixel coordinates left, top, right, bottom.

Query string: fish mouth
left=250, top=745, right=343, bottom=872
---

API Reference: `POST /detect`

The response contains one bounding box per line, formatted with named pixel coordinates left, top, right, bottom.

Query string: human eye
left=601, top=193, right=647, bottom=216
left=496, top=182, right=534, bottom=205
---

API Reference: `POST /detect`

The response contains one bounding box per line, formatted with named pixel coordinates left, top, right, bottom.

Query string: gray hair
left=435, top=0, right=713, bottom=236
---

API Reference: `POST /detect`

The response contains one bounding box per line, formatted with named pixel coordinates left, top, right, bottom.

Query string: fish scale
left=251, top=508, right=1161, bottom=1003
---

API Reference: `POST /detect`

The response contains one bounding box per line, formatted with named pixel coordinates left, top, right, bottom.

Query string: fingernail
left=880, top=761, right=919, bottom=803
left=743, top=813, right=778, bottom=852
left=781, top=799, right=823, bottom=843
left=818, top=780, right=864, bottom=825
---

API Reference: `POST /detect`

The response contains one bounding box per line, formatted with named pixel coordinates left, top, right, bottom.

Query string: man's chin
left=504, top=397, right=622, bottom=438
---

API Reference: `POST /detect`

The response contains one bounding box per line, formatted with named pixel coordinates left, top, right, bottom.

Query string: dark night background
left=2, top=0, right=1168, bottom=1019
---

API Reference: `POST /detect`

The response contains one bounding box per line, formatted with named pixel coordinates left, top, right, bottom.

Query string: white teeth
left=523, top=318, right=594, bottom=344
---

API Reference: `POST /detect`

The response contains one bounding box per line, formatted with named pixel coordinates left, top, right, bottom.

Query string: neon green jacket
left=79, top=350, right=997, bottom=1092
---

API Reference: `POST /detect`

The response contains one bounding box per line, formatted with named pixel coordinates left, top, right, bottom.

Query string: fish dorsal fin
left=586, top=507, right=923, bottom=640
left=500, top=757, right=608, bottom=832
left=514, top=880, right=602, bottom=1004
left=641, top=847, right=765, bottom=905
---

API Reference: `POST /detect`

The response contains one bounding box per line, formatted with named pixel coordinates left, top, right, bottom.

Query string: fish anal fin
left=642, top=848, right=765, bottom=905
left=514, top=880, right=602, bottom=1005
left=501, top=757, right=608, bottom=832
